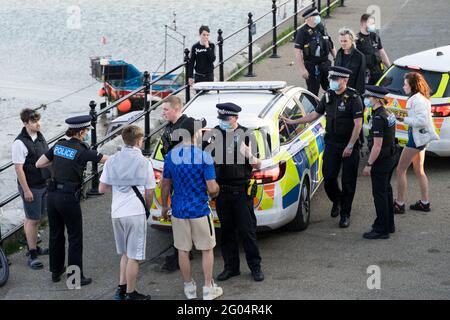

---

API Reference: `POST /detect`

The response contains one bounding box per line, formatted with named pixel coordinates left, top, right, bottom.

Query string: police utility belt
left=220, top=180, right=257, bottom=199
left=48, top=179, right=81, bottom=194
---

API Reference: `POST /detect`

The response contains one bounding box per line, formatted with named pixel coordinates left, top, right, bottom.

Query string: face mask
left=329, top=80, right=340, bottom=91
left=314, top=15, right=321, bottom=25
left=367, top=24, right=376, bottom=33
left=82, top=130, right=91, bottom=144
left=219, top=120, right=232, bottom=131
left=364, top=98, right=372, bottom=108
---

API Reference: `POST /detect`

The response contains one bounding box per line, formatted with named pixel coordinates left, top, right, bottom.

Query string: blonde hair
left=164, top=95, right=182, bottom=110
left=122, top=125, right=144, bottom=146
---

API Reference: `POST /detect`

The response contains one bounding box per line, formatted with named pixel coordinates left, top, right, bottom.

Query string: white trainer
left=203, top=281, right=223, bottom=300
left=184, top=280, right=197, bottom=300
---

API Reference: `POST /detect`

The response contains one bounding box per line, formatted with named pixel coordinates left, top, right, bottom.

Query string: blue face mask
left=364, top=98, right=372, bottom=108
left=367, top=24, right=376, bottom=33
left=219, top=120, right=232, bottom=131
left=82, top=130, right=91, bottom=144
left=314, top=15, right=321, bottom=25
left=329, top=80, right=340, bottom=91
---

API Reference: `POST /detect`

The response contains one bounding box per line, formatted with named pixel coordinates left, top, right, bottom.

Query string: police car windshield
left=379, top=66, right=442, bottom=96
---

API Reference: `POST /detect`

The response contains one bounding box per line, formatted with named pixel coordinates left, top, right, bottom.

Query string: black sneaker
left=394, top=201, right=405, bottom=214
left=80, top=276, right=92, bottom=286
left=125, top=291, right=152, bottom=300
left=410, top=200, right=431, bottom=212
left=114, top=285, right=127, bottom=300
left=52, top=267, right=66, bottom=283
left=27, top=250, right=44, bottom=270
left=363, top=230, right=390, bottom=240
left=160, top=253, right=179, bottom=273
left=251, top=268, right=265, bottom=282
left=330, top=202, right=341, bottom=218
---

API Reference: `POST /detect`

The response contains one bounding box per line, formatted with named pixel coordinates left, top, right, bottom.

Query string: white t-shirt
left=11, top=134, right=38, bottom=164
left=100, top=156, right=156, bottom=219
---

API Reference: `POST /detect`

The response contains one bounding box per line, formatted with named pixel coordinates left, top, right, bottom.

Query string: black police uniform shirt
left=315, top=88, right=364, bottom=147
left=45, top=138, right=103, bottom=186
left=356, top=32, right=383, bottom=69
left=368, top=107, right=396, bottom=158
left=210, top=125, right=254, bottom=187
left=294, top=23, right=334, bottom=64
left=188, top=42, right=216, bottom=78
left=334, top=47, right=366, bottom=94
left=161, top=114, right=188, bottom=158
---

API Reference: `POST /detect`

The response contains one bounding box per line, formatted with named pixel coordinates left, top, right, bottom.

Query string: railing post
left=293, top=0, right=298, bottom=40
left=143, top=71, right=151, bottom=155
left=184, top=48, right=191, bottom=102
left=340, top=0, right=345, bottom=7
left=318, top=0, right=322, bottom=12
left=270, top=0, right=280, bottom=58
left=87, top=100, right=101, bottom=196
left=312, top=0, right=316, bottom=7
left=326, top=0, right=331, bottom=17
left=244, top=13, right=256, bottom=77
left=218, top=29, right=224, bottom=81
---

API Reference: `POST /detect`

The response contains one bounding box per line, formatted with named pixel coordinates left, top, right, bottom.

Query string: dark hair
left=20, top=108, right=41, bottom=123
left=199, top=25, right=210, bottom=35
left=404, top=72, right=431, bottom=100
left=65, top=128, right=84, bottom=137
left=360, top=13, right=373, bottom=23
left=122, top=125, right=144, bottom=146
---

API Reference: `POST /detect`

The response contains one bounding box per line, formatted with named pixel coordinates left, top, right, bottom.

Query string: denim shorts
left=18, top=185, right=47, bottom=220
left=406, top=128, right=425, bottom=151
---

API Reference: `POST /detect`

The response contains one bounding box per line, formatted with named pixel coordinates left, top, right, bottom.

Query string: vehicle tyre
left=286, top=178, right=311, bottom=232
left=0, top=247, right=9, bottom=287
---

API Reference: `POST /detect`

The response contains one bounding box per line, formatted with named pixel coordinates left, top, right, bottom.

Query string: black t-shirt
left=315, top=89, right=363, bottom=147
left=188, top=42, right=216, bottom=78
left=161, top=114, right=189, bottom=158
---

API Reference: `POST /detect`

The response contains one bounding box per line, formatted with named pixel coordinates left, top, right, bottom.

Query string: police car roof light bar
left=193, top=81, right=287, bottom=92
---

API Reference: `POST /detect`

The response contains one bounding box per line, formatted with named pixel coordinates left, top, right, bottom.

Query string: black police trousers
left=47, top=191, right=83, bottom=274
left=194, top=72, right=214, bottom=83
left=370, top=157, right=396, bottom=234
left=322, top=144, right=360, bottom=217
left=304, top=60, right=331, bottom=96
left=216, top=191, right=261, bottom=273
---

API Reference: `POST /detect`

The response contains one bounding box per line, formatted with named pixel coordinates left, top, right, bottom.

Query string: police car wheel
left=0, top=247, right=9, bottom=287
left=286, top=179, right=311, bottom=232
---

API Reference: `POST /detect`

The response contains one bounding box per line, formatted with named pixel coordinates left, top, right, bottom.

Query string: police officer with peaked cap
left=206, top=102, right=264, bottom=282
left=362, top=85, right=398, bottom=239
left=294, top=7, right=336, bottom=96
left=36, top=115, right=107, bottom=286
left=280, top=66, right=363, bottom=228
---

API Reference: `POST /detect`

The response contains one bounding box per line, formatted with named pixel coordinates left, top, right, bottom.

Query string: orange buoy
left=118, top=99, right=132, bottom=113
left=98, top=87, right=106, bottom=97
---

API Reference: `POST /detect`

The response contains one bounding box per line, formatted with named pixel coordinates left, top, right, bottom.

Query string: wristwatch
left=347, top=143, right=354, bottom=149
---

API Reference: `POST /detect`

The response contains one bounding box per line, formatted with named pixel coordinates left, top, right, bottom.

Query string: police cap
left=364, top=85, right=390, bottom=99
left=216, top=102, right=242, bottom=120
left=65, top=115, right=93, bottom=129
left=328, top=66, right=352, bottom=79
left=302, top=7, right=320, bottom=19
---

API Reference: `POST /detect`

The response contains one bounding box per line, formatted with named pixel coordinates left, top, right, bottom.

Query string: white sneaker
left=184, top=280, right=197, bottom=300
left=203, top=281, right=223, bottom=300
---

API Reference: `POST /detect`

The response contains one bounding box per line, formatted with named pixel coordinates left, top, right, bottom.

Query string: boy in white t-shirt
left=99, top=125, right=156, bottom=300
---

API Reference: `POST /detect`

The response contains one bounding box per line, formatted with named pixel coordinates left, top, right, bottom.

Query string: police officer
left=281, top=66, right=363, bottom=228
left=36, top=115, right=107, bottom=285
left=294, top=7, right=336, bottom=96
left=362, top=86, right=397, bottom=239
left=208, top=103, right=264, bottom=282
left=356, top=14, right=391, bottom=85
left=335, top=27, right=366, bottom=96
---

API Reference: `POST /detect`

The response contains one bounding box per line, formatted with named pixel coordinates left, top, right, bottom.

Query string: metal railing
left=1, top=0, right=347, bottom=242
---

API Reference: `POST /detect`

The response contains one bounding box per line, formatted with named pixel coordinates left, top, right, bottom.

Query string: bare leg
left=202, top=249, right=214, bottom=287
left=396, top=147, right=419, bottom=203
left=119, top=254, right=128, bottom=286
left=178, top=250, right=192, bottom=283
left=24, top=218, right=39, bottom=250
left=411, top=150, right=429, bottom=202
left=126, top=258, right=140, bottom=293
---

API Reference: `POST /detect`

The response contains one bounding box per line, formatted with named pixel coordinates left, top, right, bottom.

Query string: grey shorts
left=18, top=185, right=47, bottom=221
left=112, top=215, right=147, bottom=261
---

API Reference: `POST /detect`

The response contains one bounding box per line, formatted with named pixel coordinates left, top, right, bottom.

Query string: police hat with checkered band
left=302, top=7, right=320, bottom=19
left=363, top=85, right=389, bottom=99
left=328, top=66, right=352, bottom=79
left=65, top=115, right=93, bottom=129
left=216, top=102, right=242, bottom=120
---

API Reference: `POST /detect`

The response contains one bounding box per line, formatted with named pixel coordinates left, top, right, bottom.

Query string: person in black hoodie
left=188, top=25, right=216, bottom=86
left=12, top=109, right=50, bottom=269
left=335, top=27, right=366, bottom=95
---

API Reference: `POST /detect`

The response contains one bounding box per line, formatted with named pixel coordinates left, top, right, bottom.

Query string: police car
left=149, top=81, right=326, bottom=231
left=364, top=45, right=450, bottom=156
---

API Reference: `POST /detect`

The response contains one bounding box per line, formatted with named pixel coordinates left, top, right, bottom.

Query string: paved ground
left=1, top=0, right=450, bottom=300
